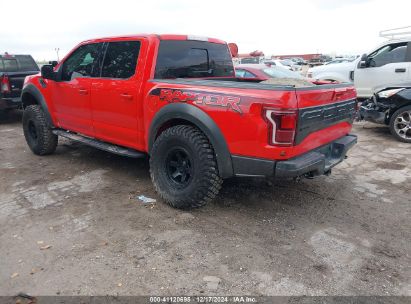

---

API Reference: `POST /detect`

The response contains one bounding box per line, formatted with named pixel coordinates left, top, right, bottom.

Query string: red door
left=52, top=43, right=103, bottom=136
left=90, top=40, right=144, bottom=149
left=52, top=78, right=93, bottom=135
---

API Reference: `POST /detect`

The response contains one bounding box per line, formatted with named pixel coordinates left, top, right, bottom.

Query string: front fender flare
left=21, top=84, right=54, bottom=127
left=148, top=103, right=233, bottom=178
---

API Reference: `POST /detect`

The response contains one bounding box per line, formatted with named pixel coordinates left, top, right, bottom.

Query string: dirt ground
left=0, top=110, right=410, bottom=296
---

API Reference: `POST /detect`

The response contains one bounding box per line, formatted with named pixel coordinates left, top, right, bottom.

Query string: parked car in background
left=308, top=27, right=411, bottom=99
left=320, top=55, right=332, bottom=63
left=235, top=64, right=332, bottom=85
left=360, top=87, right=411, bottom=143
left=307, top=58, right=324, bottom=67
left=240, top=57, right=261, bottom=64
left=325, top=58, right=354, bottom=65
left=290, top=57, right=307, bottom=65
left=306, top=60, right=357, bottom=83
left=263, top=60, right=299, bottom=71
left=236, top=64, right=303, bottom=80
left=279, top=59, right=302, bottom=72
left=354, top=36, right=411, bottom=99
left=0, top=53, right=39, bottom=112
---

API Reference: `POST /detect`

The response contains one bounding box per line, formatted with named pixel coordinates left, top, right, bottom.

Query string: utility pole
left=55, top=48, right=60, bottom=61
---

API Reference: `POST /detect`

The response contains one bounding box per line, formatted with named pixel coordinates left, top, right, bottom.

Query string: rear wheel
left=150, top=125, right=222, bottom=209
left=389, top=105, right=411, bottom=143
left=23, top=105, right=58, bottom=155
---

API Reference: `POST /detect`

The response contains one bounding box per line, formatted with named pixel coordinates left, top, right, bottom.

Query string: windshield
left=280, top=59, right=293, bottom=66
left=241, top=58, right=260, bottom=64
left=154, top=40, right=234, bottom=79
left=262, top=67, right=303, bottom=79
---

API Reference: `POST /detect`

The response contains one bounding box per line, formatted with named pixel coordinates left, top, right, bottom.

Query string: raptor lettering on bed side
left=158, top=88, right=242, bottom=114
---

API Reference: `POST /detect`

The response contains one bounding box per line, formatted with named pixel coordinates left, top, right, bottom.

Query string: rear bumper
left=0, top=97, right=21, bottom=110
left=231, top=134, right=357, bottom=178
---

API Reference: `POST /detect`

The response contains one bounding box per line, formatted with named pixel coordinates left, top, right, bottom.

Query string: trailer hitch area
left=304, top=172, right=316, bottom=179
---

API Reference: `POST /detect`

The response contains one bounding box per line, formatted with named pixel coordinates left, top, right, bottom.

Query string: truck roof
left=0, top=53, right=33, bottom=57
left=366, top=37, right=411, bottom=54
left=81, top=34, right=226, bottom=45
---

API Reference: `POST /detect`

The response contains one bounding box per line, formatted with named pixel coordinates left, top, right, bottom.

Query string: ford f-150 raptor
left=21, top=34, right=358, bottom=209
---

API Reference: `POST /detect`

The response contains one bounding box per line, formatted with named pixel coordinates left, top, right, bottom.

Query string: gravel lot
left=0, top=110, right=410, bottom=296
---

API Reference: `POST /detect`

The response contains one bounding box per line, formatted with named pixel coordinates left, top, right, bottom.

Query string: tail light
left=264, top=108, right=297, bottom=146
left=1, top=75, right=11, bottom=94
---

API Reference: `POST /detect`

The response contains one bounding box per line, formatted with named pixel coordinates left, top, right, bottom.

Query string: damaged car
left=360, top=87, right=411, bottom=142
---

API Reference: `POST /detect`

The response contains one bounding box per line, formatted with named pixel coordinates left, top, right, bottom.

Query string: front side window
left=101, top=41, right=141, bottom=79
left=368, top=43, right=408, bottom=67
left=155, top=40, right=234, bottom=79
left=61, top=43, right=102, bottom=81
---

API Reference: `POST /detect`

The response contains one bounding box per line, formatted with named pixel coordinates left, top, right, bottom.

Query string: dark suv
left=0, top=53, right=39, bottom=111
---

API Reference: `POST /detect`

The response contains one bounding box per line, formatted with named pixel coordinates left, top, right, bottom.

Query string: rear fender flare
left=148, top=103, right=234, bottom=178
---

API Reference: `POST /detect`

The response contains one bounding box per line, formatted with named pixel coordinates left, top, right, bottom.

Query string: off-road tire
left=150, top=125, right=223, bottom=209
left=389, top=105, right=411, bottom=143
left=23, top=105, right=58, bottom=155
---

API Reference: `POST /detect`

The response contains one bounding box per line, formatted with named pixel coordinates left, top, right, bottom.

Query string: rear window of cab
left=0, top=55, right=39, bottom=72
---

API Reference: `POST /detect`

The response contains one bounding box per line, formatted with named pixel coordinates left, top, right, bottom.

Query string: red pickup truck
left=21, top=34, right=357, bottom=209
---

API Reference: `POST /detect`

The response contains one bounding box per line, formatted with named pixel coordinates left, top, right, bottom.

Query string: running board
left=52, top=130, right=146, bottom=158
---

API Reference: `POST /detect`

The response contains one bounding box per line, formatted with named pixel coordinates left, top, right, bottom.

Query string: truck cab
left=355, top=35, right=411, bottom=98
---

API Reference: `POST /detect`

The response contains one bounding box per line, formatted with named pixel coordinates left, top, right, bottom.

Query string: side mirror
left=41, top=65, right=56, bottom=80
left=49, top=61, right=58, bottom=68
left=358, top=53, right=368, bottom=68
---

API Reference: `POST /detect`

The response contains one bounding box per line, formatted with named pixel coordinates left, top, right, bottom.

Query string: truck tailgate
left=1, top=71, right=39, bottom=99
left=295, top=84, right=357, bottom=145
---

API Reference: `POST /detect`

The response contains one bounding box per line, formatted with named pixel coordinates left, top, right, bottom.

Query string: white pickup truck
left=307, top=27, right=411, bottom=99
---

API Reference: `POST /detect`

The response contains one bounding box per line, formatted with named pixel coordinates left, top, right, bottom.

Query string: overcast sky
left=1, top=0, right=410, bottom=61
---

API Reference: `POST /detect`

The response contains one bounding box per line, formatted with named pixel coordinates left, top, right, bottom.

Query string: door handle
left=78, top=88, right=89, bottom=95
left=120, top=93, right=133, bottom=100
left=395, top=68, right=406, bottom=73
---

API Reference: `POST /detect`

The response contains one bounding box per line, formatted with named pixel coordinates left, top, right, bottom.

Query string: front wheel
left=149, top=125, right=222, bottom=209
left=389, top=105, right=411, bottom=143
left=23, top=105, right=58, bottom=155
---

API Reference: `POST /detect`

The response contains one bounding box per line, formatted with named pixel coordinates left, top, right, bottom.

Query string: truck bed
left=150, top=78, right=353, bottom=91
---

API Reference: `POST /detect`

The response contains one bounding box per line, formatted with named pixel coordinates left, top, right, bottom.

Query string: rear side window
left=101, top=41, right=141, bottom=79
left=154, top=40, right=234, bottom=79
